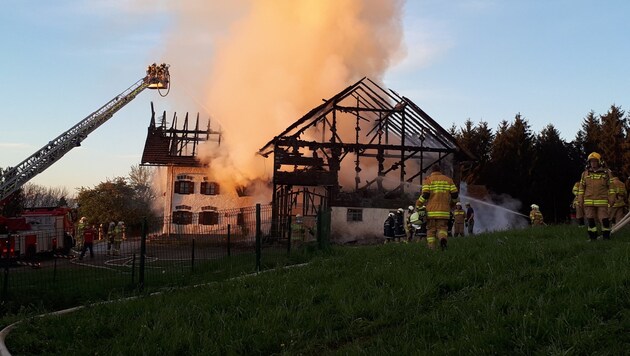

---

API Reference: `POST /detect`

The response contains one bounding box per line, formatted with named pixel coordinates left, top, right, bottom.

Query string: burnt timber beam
left=273, top=139, right=456, bottom=154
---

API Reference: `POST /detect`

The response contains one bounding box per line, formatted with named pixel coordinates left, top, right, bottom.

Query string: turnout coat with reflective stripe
left=418, top=172, right=458, bottom=219
left=612, top=177, right=627, bottom=208
left=578, top=168, right=615, bottom=207
left=453, top=209, right=466, bottom=224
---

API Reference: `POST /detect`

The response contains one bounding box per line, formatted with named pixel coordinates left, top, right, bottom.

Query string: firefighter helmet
left=407, top=205, right=415, bottom=211
left=587, top=152, right=601, bottom=162
left=531, top=204, right=539, bottom=209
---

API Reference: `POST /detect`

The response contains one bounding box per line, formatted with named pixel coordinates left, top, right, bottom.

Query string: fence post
left=53, top=255, right=57, bottom=283
left=139, top=217, right=147, bottom=291
left=286, top=215, right=292, bottom=255
left=3, top=239, right=10, bottom=299
left=256, top=204, right=261, bottom=272
left=227, top=224, right=231, bottom=257
left=131, top=253, right=136, bottom=285
left=316, top=208, right=322, bottom=250
left=2, top=266, right=8, bottom=299
left=191, top=238, right=195, bottom=273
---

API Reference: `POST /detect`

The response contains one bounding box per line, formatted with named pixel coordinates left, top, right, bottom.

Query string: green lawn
left=7, top=226, right=630, bottom=355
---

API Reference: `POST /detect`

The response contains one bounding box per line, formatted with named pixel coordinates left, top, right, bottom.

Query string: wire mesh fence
left=0, top=204, right=331, bottom=311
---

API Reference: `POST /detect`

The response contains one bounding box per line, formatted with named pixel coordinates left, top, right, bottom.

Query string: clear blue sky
left=1, top=0, right=629, bottom=194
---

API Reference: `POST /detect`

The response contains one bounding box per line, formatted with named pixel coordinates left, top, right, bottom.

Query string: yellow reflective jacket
left=453, top=208, right=465, bottom=224
left=578, top=167, right=614, bottom=207
left=572, top=181, right=580, bottom=206
left=612, top=177, right=627, bottom=208
left=417, top=171, right=458, bottom=219
left=530, top=210, right=544, bottom=225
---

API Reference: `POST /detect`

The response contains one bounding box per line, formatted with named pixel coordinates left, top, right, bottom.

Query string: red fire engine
left=0, top=207, right=76, bottom=258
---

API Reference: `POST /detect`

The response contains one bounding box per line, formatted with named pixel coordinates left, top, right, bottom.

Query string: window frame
left=346, top=208, right=363, bottom=222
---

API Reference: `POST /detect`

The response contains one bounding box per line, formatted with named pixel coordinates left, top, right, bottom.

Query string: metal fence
left=0, top=204, right=331, bottom=311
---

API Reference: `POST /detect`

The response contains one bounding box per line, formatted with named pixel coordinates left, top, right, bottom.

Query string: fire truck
left=0, top=207, right=76, bottom=258
left=0, top=63, right=170, bottom=259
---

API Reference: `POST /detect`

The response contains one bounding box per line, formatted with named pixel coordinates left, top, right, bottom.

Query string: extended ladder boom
left=0, top=64, right=170, bottom=203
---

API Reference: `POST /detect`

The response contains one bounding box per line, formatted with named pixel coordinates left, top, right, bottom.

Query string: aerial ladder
left=0, top=63, right=170, bottom=203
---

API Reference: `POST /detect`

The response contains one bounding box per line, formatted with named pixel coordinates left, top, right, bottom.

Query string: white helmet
left=531, top=204, right=539, bottom=209
left=455, top=202, right=462, bottom=206
left=397, top=208, right=404, bottom=213
left=407, top=205, right=414, bottom=211
left=118, top=221, right=125, bottom=226
left=388, top=212, right=394, bottom=217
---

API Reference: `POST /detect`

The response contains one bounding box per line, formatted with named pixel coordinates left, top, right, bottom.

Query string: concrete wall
left=331, top=206, right=394, bottom=244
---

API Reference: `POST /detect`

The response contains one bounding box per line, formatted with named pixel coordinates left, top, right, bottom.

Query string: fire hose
left=612, top=210, right=630, bottom=234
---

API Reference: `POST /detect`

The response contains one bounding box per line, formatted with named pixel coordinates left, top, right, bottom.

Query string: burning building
left=141, top=103, right=255, bottom=229
left=258, top=78, right=474, bottom=243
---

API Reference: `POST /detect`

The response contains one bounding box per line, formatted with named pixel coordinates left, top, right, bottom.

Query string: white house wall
left=162, top=166, right=255, bottom=234
left=331, top=207, right=393, bottom=244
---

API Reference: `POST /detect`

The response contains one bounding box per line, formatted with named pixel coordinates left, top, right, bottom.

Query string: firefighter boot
left=587, top=219, right=597, bottom=241
left=440, top=238, right=448, bottom=251
left=602, top=219, right=611, bottom=240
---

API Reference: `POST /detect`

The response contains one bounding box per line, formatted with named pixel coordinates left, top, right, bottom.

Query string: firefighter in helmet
left=529, top=204, right=544, bottom=226
left=610, top=175, right=627, bottom=225
left=76, top=217, right=87, bottom=251
left=106, top=221, right=115, bottom=256
left=405, top=205, right=416, bottom=241
left=453, top=202, right=465, bottom=237
left=572, top=181, right=585, bottom=227
left=417, top=164, right=458, bottom=250
left=577, top=152, right=615, bottom=240
left=112, top=221, right=125, bottom=255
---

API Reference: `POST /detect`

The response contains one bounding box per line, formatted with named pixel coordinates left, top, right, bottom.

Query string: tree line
left=450, top=105, right=629, bottom=223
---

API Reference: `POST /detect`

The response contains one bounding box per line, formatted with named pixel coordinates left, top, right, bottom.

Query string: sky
left=1, top=0, right=630, bottom=194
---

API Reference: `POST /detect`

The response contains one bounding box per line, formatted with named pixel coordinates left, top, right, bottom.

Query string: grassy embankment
left=7, top=225, right=630, bottom=355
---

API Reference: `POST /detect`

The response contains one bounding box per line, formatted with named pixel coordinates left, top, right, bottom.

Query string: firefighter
left=406, top=206, right=416, bottom=241
left=465, top=203, right=475, bottom=235
left=79, top=225, right=95, bottom=260
left=76, top=217, right=87, bottom=251
left=408, top=206, right=420, bottom=241
left=453, top=202, right=465, bottom=237
left=447, top=211, right=455, bottom=237
left=577, top=152, right=615, bottom=240
left=393, top=208, right=406, bottom=242
left=106, top=221, right=115, bottom=255
left=529, top=204, right=544, bottom=226
left=610, top=175, right=627, bottom=225
left=383, top=212, right=395, bottom=243
left=572, top=181, right=585, bottom=226
left=113, top=221, right=125, bottom=255
left=417, top=164, right=458, bottom=250
left=416, top=205, right=428, bottom=240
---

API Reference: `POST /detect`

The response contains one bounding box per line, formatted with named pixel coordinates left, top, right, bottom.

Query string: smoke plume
left=459, top=183, right=529, bottom=232
left=163, top=0, right=406, bottom=193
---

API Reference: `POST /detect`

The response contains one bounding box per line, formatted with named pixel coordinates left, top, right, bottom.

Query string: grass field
left=6, top=225, right=630, bottom=355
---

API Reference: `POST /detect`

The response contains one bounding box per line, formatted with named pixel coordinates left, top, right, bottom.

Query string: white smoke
left=459, top=182, right=529, bottom=232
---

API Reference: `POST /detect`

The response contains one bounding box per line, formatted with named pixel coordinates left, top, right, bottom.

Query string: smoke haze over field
left=459, top=183, right=529, bottom=233
left=161, top=0, right=405, bottom=192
